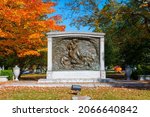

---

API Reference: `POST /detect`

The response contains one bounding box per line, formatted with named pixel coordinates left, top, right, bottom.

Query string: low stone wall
left=139, top=75, right=150, bottom=80
left=0, top=76, right=8, bottom=82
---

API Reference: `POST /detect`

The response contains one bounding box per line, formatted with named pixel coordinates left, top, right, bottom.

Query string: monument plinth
left=38, top=32, right=106, bottom=83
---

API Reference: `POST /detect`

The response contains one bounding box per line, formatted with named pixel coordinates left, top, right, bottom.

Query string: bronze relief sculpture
left=53, top=38, right=99, bottom=71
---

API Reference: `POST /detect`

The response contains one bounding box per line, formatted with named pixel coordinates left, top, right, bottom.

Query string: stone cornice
left=47, top=32, right=105, bottom=38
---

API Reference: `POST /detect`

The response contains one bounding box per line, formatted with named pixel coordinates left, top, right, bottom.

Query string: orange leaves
left=0, top=0, right=65, bottom=58
left=50, top=15, right=62, bottom=21
left=18, top=50, right=40, bottom=58
left=46, top=19, right=66, bottom=31
left=140, top=3, right=150, bottom=8
left=16, top=1, right=25, bottom=6
left=35, top=2, right=56, bottom=14
left=29, top=33, right=45, bottom=39
left=0, top=29, right=6, bottom=37
left=0, top=29, right=15, bottom=38
left=114, top=66, right=122, bottom=73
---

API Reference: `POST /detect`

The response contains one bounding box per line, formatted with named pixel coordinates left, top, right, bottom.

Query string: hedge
left=0, top=70, right=13, bottom=80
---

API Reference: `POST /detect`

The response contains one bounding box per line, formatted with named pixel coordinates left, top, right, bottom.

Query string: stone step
left=38, top=78, right=116, bottom=83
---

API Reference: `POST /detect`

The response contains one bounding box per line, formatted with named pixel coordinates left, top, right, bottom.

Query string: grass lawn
left=0, top=87, right=150, bottom=100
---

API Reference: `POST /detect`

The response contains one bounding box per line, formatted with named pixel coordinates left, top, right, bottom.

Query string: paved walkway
left=0, top=80, right=150, bottom=88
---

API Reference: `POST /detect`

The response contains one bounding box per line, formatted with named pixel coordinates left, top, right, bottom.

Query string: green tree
left=62, top=0, right=150, bottom=67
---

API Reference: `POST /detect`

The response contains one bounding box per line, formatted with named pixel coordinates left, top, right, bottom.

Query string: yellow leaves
left=37, top=48, right=48, bottom=52
left=1, top=0, right=9, bottom=4
left=16, top=1, right=25, bottom=6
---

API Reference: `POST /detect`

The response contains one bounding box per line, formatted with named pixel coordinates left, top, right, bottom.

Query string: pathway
left=0, top=80, right=150, bottom=88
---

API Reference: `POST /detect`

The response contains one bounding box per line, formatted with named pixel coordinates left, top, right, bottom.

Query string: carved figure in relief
left=61, top=39, right=94, bottom=68
left=67, top=39, right=82, bottom=64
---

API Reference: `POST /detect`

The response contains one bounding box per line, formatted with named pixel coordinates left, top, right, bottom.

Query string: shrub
left=131, top=70, right=138, bottom=80
left=131, top=65, right=150, bottom=80
left=0, top=70, right=13, bottom=80
left=137, top=65, right=150, bottom=75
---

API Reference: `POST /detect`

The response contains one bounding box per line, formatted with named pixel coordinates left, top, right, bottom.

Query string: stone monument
left=38, top=32, right=106, bottom=82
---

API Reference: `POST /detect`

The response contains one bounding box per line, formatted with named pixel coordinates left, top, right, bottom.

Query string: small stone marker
left=0, top=76, right=8, bottom=82
left=72, top=96, right=91, bottom=100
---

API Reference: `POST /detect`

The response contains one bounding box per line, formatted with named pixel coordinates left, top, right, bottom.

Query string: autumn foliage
left=0, top=0, right=65, bottom=57
left=113, top=66, right=122, bottom=73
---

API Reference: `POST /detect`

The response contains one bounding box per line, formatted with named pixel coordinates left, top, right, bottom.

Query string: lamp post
left=13, top=65, right=20, bottom=81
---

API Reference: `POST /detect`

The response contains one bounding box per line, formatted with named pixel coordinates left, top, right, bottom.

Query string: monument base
left=46, top=71, right=103, bottom=79
left=38, top=71, right=107, bottom=83
left=38, top=78, right=100, bottom=83
left=38, top=78, right=115, bottom=83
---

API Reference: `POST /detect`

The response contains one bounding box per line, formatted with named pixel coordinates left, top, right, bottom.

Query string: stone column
left=47, top=37, right=53, bottom=79
left=100, top=36, right=106, bottom=79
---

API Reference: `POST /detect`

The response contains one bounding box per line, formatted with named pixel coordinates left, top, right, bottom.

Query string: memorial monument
left=38, top=32, right=106, bottom=82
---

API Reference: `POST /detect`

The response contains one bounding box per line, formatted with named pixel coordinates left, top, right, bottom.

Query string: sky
left=52, top=0, right=93, bottom=32
left=52, top=0, right=127, bottom=32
